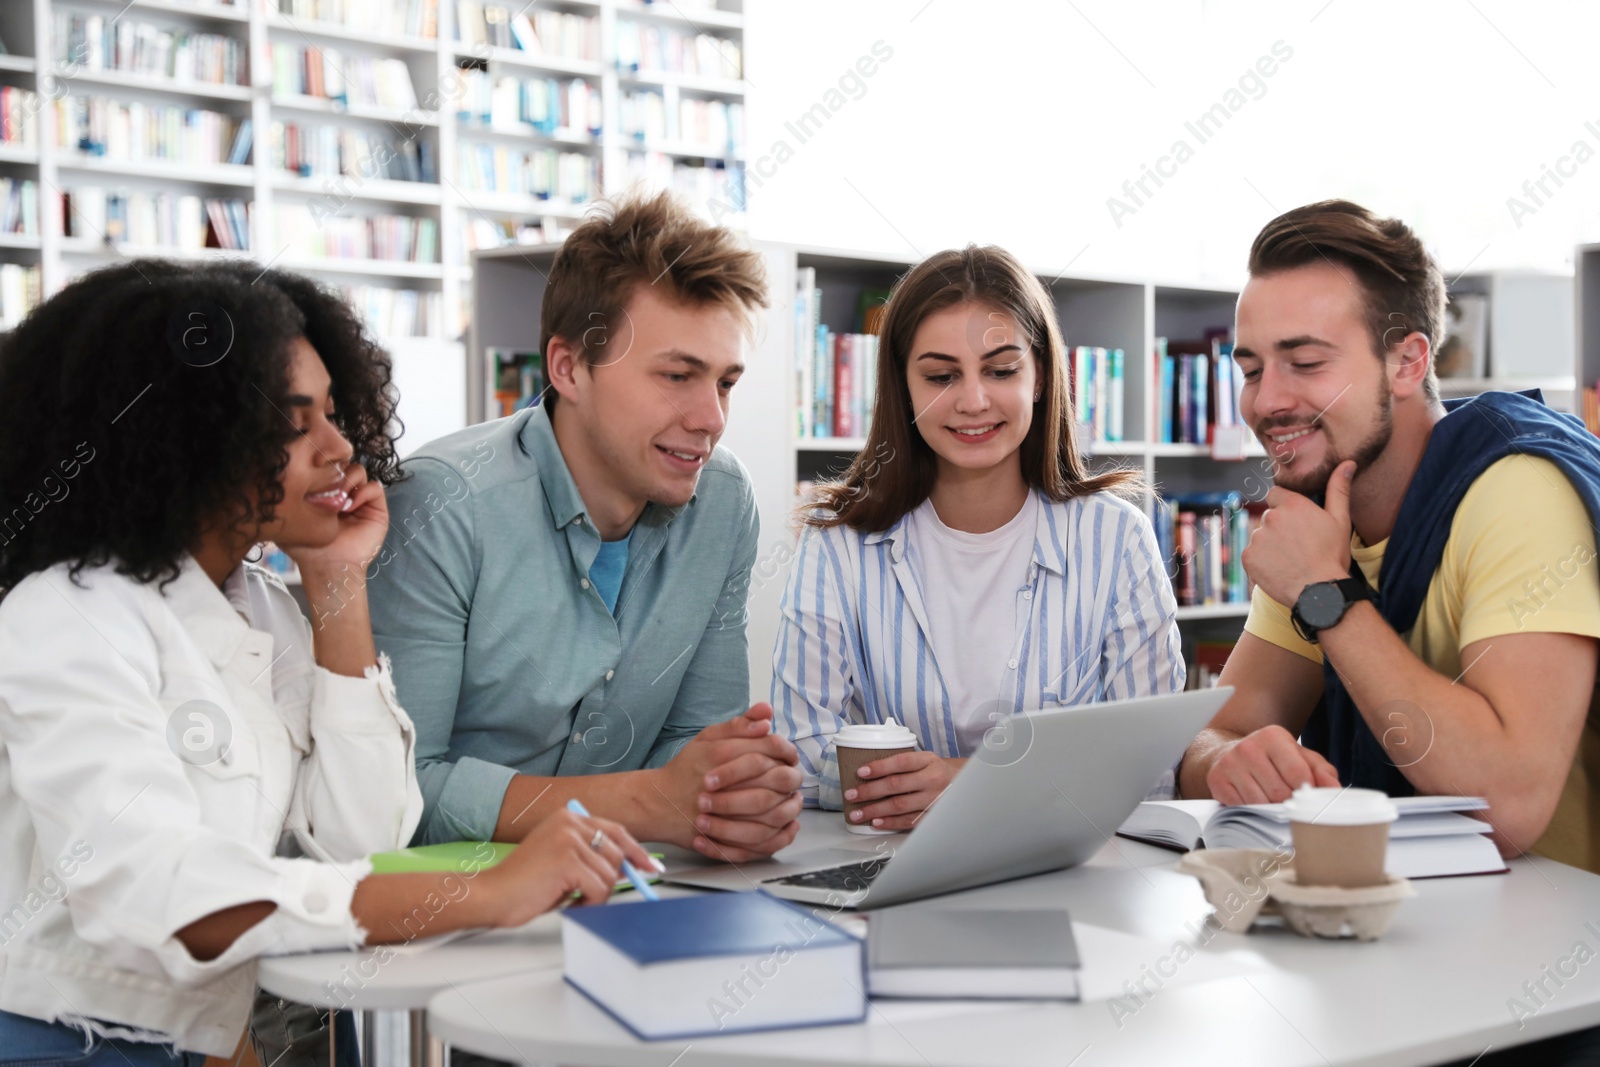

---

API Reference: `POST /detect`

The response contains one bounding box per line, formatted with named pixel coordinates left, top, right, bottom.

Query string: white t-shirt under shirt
left=906, top=491, right=1038, bottom=752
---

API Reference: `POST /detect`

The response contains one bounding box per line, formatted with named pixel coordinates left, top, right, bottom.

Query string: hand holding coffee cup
left=1284, top=785, right=1398, bottom=888
left=832, top=723, right=953, bottom=838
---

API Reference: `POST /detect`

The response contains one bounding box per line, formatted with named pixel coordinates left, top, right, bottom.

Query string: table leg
left=408, top=1009, right=444, bottom=1067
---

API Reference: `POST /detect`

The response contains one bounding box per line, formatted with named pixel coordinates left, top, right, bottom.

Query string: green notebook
left=369, top=841, right=664, bottom=891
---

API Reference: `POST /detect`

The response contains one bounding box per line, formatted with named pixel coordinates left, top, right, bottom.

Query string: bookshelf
left=0, top=0, right=746, bottom=451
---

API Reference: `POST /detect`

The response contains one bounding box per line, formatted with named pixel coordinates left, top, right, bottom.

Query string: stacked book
left=275, top=206, right=438, bottom=263
left=457, top=144, right=600, bottom=203
left=456, top=2, right=598, bottom=59
left=270, top=121, right=435, bottom=183
left=1069, top=345, right=1125, bottom=444
left=57, top=14, right=247, bottom=87
left=1153, top=336, right=1245, bottom=445
left=615, top=21, right=742, bottom=80
left=456, top=72, right=602, bottom=137
left=1154, top=491, right=1260, bottom=607
left=270, top=0, right=439, bottom=39
left=271, top=45, right=418, bottom=111
left=1119, top=795, right=1508, bottom=878
left=619, top=90, right=667, bottom=142
left=54, top=98, right=250, bottom=168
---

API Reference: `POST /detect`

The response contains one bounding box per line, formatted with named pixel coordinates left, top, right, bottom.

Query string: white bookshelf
left=0, top=0, right=746, bottom=439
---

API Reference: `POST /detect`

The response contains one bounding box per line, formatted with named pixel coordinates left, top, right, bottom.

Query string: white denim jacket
left=0, top=556, right=423, bottom=1056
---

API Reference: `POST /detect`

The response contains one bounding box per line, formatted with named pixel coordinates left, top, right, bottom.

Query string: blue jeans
left=0, top=1009, right=206, bottom=1067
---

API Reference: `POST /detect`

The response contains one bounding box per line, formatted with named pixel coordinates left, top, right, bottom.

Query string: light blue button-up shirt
left=367, top=405, right=759, bottom=844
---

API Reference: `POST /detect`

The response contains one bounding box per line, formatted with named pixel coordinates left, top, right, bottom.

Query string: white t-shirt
left=906, top=491, right=1038, bottom=752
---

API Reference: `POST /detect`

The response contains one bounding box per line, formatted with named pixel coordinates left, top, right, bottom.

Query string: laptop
left=665, top=688, right=1232, bottom=910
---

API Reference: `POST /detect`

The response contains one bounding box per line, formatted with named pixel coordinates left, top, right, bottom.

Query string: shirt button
left=605, top=669, right=614, bottom=681
left=580, top=577, right=591, bottom=589
left=572, top=517, right=582, bottom=526
left=1023, top=590, right=1033, bottom=600
left=572, top=731, right=584, bottom=744
left=1008, top=659, right=1018, bottom=670
left=304, top=890, right=329, bottom=914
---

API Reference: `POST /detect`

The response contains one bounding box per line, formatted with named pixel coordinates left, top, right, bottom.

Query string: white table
left=427, top=810, right=1600, bottom=1067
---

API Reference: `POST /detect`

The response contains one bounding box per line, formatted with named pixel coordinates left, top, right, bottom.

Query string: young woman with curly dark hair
left=0, top=261, right=656, bottom=1066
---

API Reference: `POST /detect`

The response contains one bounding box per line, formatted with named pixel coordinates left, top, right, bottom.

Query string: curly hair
left=0, top=259, right=400, bottom=593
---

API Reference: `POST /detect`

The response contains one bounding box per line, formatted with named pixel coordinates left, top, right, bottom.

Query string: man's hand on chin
left=652, top=703, right=803, bottom=863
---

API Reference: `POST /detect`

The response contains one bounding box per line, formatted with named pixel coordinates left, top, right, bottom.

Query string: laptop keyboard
left=765, top=858, right=889, bottom=891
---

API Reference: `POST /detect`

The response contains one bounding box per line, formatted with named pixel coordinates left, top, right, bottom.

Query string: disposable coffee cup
left=1283, top=785, right=1398, bottom=888
left=833, top=719, right=918, bottom=836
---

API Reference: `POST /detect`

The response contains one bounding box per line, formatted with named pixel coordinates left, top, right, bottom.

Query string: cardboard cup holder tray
left=1177, top=848, right=1416, bottom=941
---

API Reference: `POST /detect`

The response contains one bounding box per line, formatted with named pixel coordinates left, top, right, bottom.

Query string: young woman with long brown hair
left=773, top=245, right=1184, bottom=830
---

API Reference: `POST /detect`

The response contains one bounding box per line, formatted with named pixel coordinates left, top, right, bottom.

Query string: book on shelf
left=462, top=216, right=575, bottom=253
left=614, top=20, right=743, bottom=81
left=271, top=0, right=439, bottom=40
left=1155, top=491, right=1260, bottom=608
left=63, top=187, right=250, bottom=252
left=0, top=179, right=38, bottom=237
left=0, top=263, right=41, bottom=330
left=57, top=14, right=248, bottom=87
left=1185, top=639, right=1235, bottom=689
left=457, top=71, right=603, bottom=138
left=270, top=121, right=434, bottom=183
left=1118, top=795, right=1509, bottom=878
left=457, top=143, right=600, bottom=203
left=275, top=205, right=439, bottom=263
left=339, top=284, right=442, bottom=340
left=226, top=119, right=253, bottom=166
left=1070, top=345, right=1125, bottom=444
left=624, top=152, right=744, bottom=214
left=0, top=88, right=40, bottom=147
left=1153, top=335, right=1244, bottom=445
left=489, top=349, right=544, bottom=416
left=271, top=44, right=418, bottom=111
left=456, top=2, right=598, bottom=60
left=55, top=97, right=246, bottom=168
left=792, top=272, right=884, bottom=440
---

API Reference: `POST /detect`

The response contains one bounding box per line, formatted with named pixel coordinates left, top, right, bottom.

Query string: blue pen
left=567, top=798, right=661, bottom=901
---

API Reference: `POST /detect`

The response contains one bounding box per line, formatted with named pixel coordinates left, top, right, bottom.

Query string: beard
left=1266, top=384, right=1393, bottom=497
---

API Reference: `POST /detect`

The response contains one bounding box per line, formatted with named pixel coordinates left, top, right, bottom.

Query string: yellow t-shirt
left=1244, top=455, right=1600, bottom=873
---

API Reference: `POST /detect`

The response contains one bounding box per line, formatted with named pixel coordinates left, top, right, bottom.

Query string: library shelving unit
left=1577, top=244, right=1600, bottom=403
left=0, top=0, right=747, bottom=451
left=1438, top=270, right=1575, bottom=409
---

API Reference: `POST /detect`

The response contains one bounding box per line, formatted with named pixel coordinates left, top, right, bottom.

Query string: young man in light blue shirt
left=366, top=191, right=801, bottom=863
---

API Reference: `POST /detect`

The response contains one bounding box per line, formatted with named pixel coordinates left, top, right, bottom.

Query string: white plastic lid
left=1283, top=785, right=1398, bottom=826
left=832, top=718, right=918, bottom=750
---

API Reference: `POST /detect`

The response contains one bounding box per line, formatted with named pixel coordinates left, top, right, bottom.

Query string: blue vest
left=1301, top=390, right=1600, bottom=794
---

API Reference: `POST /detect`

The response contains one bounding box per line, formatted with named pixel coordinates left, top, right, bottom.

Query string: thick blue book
left=562, top=890, right=867, bottom=1040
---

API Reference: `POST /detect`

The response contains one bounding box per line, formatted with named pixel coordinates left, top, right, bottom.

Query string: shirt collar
left=159, top=553, right=253, bottom=668
left=518, top=403, right=694, bottom=531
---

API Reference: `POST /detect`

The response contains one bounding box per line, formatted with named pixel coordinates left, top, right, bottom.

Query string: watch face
left=1299, top=583, right=1346, bottom=629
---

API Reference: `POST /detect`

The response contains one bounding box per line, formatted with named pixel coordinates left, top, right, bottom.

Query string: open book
left=1118, top=796, right=1508, bottom=878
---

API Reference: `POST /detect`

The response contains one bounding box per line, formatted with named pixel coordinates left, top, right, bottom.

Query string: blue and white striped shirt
left=772, top=489, right=1185, bottom=809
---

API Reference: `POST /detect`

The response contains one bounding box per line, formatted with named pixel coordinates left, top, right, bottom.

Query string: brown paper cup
left=838, top=743, right=914, bottom=834
left=1290, top=820, right=1391, bottom=888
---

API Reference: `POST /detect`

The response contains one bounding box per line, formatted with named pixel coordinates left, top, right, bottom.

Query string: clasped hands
left=659, top=702, right=805, bottom=862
